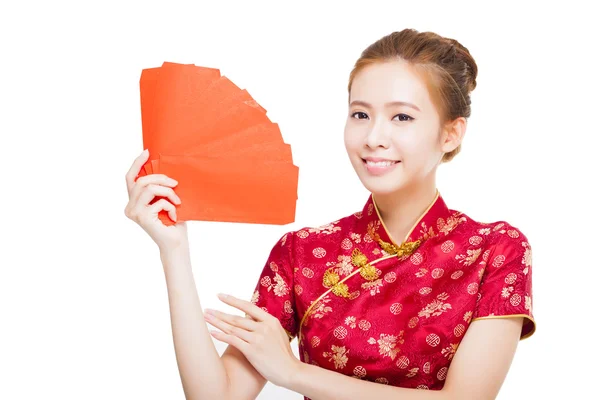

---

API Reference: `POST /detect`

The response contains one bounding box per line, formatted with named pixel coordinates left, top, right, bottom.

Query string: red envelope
left=138, top=62, right=299, bottom=225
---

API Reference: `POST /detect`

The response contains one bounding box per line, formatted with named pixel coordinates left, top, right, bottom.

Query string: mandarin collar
left=355, top=189, right=456, bottom=253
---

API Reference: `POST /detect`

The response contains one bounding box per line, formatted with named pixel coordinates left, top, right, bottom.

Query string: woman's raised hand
left=124, top=149, right=188, bottom=253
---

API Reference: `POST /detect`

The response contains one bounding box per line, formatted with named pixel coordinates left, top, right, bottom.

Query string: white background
left=1, top=0, right=598, bottom=398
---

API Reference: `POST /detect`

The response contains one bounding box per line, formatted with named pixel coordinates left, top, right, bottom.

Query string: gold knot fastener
left=323, top=269, right=350, bottom=298
left=378, top=239, right=422, bottom=258
left=352, top=248, right=380, bottom=281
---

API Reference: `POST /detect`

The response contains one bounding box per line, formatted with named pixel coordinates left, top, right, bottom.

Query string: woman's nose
left=365, top=127, right=390, bottom=149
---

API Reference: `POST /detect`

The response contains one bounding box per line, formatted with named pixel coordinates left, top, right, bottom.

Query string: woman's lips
left=362, top=158, right=400, bottom=175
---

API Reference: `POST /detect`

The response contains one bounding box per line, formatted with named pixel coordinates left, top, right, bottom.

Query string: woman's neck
left=372, top=184, right=438, bottom=244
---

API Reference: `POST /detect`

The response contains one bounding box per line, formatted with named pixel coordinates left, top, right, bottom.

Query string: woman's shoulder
left=451, top=207, right=530, bottom=242
left=278, top=208, right=360, bottom=248
left=453, top=210, right=531, bottom=267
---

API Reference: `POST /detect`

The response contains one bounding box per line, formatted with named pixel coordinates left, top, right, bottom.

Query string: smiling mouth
left=362, top=159, right=400, bottom=166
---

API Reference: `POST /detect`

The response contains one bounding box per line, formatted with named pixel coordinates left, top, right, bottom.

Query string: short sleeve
left=472, top=226, right=536, bottom=340
left=248, top=231, right=298, bottom=342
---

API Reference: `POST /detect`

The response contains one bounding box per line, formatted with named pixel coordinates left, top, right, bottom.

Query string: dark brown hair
left=347, top=29, right=478, bottom=162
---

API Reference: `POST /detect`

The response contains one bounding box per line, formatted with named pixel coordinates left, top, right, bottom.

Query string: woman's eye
left=351, top=111, right=368, bottom=119
left=393, top=114, right=413, bottom=122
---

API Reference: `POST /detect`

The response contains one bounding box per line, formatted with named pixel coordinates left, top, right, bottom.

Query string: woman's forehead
left=350, top=61, right=431, bottom=111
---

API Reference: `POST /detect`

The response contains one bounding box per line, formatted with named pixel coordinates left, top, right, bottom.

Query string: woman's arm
left=286, top=317, right=524, bottom=400
left=161, top=244, right=267, bottom=400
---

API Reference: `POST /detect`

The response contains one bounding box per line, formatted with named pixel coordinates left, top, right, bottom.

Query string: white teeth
left=366, top=160, right=397, bottom=167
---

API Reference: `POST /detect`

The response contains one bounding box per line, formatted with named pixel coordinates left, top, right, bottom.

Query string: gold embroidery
left=418, top=292, right=452, bottom=318
left=359, top=264, right=380, bottom=281
left=323, top=344, right=349, bottom=369
left=351, top=248, right=368, bottom=267
left=331, top=282, right=350, bottom=298
left=309, top=296, right=334, bottom=321
left=367, top=330, right=405, bottom=360
left=378, top=238, right=422, bottom=258
left=323, top=268, right=351, bottom=299
left=323, top=269, right=340, bottom=287
left=378, top=239, right=397, bottom=255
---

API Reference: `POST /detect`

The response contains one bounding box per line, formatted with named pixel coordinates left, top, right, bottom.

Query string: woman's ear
left=440, top=117, right=466, bottom=153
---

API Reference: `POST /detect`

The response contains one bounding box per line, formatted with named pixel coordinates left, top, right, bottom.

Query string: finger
left=148, top=198, right=178, bottom=222
left=209, top=330, right=249, bottom=353
left=204, top=315, right=253, bottom=343
left=205, top=309, right=260, bottom=333
left=217, top=294, right=271, bottom=322
left=137, top=184, right=181, bottom=208
left=134, top=174, right=179, bottom=189
left=125, top=149, right=149, bottom=193
left=130, top=174, right=178, bottom=204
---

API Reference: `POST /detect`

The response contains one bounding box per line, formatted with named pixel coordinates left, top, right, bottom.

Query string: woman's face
left=344, top=59, right=459, bottom=196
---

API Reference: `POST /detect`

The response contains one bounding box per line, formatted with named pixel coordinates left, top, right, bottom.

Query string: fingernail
left=218, top=293, right=228, bottom=299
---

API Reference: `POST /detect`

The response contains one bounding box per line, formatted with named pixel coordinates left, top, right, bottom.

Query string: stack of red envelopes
left=136, top=62, right=298, bottom=226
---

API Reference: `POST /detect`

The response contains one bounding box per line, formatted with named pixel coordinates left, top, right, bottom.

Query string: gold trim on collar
left=372, top=188, right=440, bottom=248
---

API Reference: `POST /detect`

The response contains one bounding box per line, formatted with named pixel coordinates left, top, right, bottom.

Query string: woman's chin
left=359, top=175, right=406, bottom=196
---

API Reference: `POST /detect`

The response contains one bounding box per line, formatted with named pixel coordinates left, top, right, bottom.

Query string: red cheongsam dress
left=249, top=189, right=535, bottom=397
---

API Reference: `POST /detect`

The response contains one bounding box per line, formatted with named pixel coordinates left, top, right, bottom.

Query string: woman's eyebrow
left=349, top=100, right=421, bottom=112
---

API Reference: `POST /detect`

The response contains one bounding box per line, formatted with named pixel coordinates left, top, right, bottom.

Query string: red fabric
left=250, top=190, right=535, bottom=394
